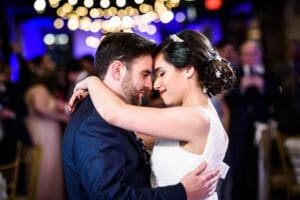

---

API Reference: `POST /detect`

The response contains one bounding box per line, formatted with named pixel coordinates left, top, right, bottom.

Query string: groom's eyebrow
left=142, top=69, right=151, bottom=73
left=141, top=69, right=151, bottom=76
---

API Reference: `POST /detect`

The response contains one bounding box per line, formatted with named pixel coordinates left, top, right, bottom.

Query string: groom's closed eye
left=141, top=70, right=151, bottom=78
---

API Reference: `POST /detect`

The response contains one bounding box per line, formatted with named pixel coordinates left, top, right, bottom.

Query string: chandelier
left=33, top=0, right=181, bottom=33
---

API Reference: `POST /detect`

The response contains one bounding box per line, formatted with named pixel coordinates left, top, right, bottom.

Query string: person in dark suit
left=225, top=40, right=279, bottom=200
left=0, top=65, right=29, bottom=165
left=62, top=32, right=219, bottom=200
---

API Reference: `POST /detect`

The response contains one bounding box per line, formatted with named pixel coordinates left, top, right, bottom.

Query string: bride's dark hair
left=154, top=30, right=236, bottom=97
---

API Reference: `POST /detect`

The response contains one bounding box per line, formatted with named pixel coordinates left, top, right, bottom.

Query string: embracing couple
left=62, top=30, right=236, bottom=200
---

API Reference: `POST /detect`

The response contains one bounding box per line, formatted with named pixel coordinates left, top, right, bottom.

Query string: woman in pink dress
left=24, top=54, right=69, bottom=200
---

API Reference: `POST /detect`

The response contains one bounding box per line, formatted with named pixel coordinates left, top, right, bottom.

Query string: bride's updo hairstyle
left=153, top=30, right=236, bottom=97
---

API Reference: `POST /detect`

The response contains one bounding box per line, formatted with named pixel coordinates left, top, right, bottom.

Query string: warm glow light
left=79, top=17, right=92, bottom=31
left=146, top=24, right=156, bottom=35
left=68, top=0, right=78, bottom=6
left=107, top=7, right=118, bottom=16
left=49, top=0, right=59, bottom=8
left=134, top=0, right=144, bottom=4
left=110, top=16, right=121, bottom=29
left=100, top=0, right=110, bottom=8
left=141, top=13, right=153, bottom=24
left=76, top=6, right=88, bottom=16
left=43, top=33, right=55, bottom=45
left=86, top=36, right=100, bottom=48
left=138, top=24, right=148, bottom=32
left=36, top=0, right=180, bottom=32
left=116, top=0, right=126, bottom=8
left=125, top=6, right=135, bottom=16
left=90, top=19, right=102, bottom=32
left=67, top=15, right=79, bottom=30
left=205, top=0, right=222, bottom=11
left=84, top=0, right=94, bottom=8
left=57, top=7, right=66, bottom=18
left=34, top=0, right=46, bottom=13
left=139, top=4, right=152, bottom=13
left=62, top=3, right=73, bottom=14
left=122, top=16, right=133, bottom=28
left=90, top=8, right=100, bottom=18
left=168, top=0, right=180, bottom=8
left=160, top=10, right=174, bottom=23
left=122, top=28, right=134, bottom=33
left=117, top=9, right=127, bottom=17
left=154, top=1, right=167, bottom=14
left=54, top=18, right=64, bottom=29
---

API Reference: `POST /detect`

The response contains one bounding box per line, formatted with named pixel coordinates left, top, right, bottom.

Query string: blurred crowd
left=0, top=36, right=300, bottom=200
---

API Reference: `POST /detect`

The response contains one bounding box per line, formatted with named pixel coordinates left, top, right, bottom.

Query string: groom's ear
left=111, top=60, right=127, bottom=81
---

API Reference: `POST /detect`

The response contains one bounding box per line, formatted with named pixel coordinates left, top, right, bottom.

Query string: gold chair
left=0, top=141, right=22, bottom=200
left=21, top=144, right=42, bottom=200
left=270, top=132, right=300, bottom=200
left=258, top=127, right=271, bottom=200
left=284, top=136, right=300, bottom=199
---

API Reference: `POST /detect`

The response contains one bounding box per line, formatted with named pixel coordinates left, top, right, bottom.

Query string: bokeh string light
left=33, top=0, right=181, bottom=33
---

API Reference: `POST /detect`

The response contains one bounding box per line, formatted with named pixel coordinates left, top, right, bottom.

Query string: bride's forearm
left=86, top=76, right=126, bottom=124
left=84, top=76, right=200, bottom=141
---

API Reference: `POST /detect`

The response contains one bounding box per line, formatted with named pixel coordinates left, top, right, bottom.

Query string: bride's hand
left=68, top=79, right=89, bottom=112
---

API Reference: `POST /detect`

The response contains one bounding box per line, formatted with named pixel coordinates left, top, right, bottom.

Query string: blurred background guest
left=78, top=54, right=97, bottom=76
left=24, top=54, right=69, bottom=200
left=273, top=39, right=300, bottom=136
left=0, top=52, right=29, bottom=165
left=224, top=39, right=279, bottom=200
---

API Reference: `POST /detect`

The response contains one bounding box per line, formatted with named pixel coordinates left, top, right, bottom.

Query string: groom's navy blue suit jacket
left=62, top=96, right=186, bottom=200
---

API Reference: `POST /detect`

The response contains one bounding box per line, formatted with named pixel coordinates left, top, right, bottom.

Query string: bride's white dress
left=150, top=106, right=229, bottom=200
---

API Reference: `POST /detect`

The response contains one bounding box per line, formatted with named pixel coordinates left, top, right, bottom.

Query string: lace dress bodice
left=150, top=106, right=229, bottom=200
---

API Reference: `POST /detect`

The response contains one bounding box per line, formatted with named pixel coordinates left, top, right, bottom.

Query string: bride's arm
left=72, top=76, right=209, bottom=141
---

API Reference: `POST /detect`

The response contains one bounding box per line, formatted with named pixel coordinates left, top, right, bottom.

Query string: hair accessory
left=215, top=70, right=222, bottom=78
left=208, top=52, right=222, bottom=62
left=170, top=34, right=184, bottom=43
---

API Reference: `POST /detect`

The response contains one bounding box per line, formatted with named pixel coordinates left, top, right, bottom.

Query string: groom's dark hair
left=95, top=32, right=156, bottom=80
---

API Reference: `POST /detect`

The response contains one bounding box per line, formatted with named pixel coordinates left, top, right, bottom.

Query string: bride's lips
left=159, top=89, right=166, bottom=96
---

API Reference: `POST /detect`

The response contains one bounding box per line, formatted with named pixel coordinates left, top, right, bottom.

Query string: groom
left=62, top=32, right=218, bottom=200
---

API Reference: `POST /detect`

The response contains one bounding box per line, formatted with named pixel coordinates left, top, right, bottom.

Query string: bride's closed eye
left=159, top=72, right=165, bottom=77
left=155, top=71, right=165, bottom=78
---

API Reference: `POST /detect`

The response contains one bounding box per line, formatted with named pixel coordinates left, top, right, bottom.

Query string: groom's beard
left=121, top=73, right=141, bottom=106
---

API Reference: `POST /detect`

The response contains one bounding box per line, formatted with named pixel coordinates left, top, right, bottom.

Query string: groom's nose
left=144, top=76, right=152, bottom=90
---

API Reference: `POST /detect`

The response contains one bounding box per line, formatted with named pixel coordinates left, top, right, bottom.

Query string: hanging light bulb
left=35, top=0, right=181, bottom=32
left=100, top=0, right=110, bottom=8
left=116, top=0, right=126, bottom=8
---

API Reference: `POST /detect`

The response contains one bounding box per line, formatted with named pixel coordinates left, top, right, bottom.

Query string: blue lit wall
left=72, top=30, right=99, bottom=59
left=185, top=18, right=223, bottom=45
left=20, top=17, right=53, bottom=60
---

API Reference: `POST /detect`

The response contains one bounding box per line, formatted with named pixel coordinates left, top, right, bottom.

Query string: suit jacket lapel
left=126, top=131, right=150, bottom=167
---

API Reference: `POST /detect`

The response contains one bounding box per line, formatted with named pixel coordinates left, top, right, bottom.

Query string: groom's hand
left=181, top=162, right=220, bottom=200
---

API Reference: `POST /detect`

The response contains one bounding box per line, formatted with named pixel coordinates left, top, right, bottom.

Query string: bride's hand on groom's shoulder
left=68, top=79, right=89, bottom=113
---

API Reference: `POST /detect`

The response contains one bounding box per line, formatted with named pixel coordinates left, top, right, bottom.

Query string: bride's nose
left=153, top=78, right=160, bottom=91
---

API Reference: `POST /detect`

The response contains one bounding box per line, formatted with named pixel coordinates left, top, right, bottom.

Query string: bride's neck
left=181, top=86, right=209, bottom=108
